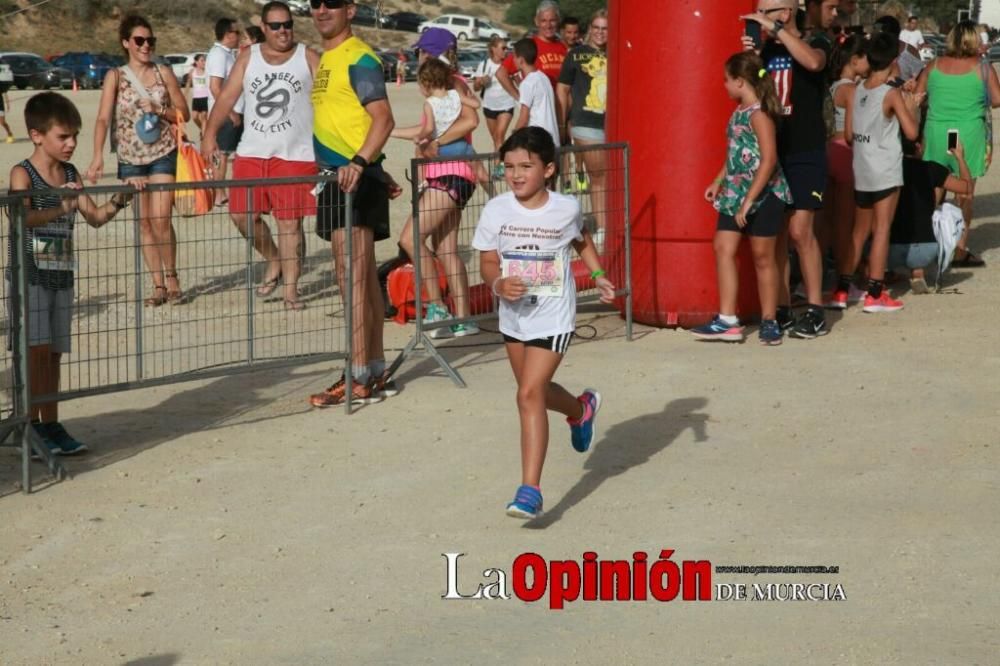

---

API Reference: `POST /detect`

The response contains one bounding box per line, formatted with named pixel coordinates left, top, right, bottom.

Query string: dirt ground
left=1, top=83, right=999, bottom=663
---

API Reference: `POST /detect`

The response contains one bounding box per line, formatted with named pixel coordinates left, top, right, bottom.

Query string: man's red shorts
left=230, top=156, right=318, bottom=220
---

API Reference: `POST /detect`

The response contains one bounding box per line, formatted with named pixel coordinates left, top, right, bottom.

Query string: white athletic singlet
left=237, top=43, right=314, bottom=161
left=851, top=81, right=903, bottom=192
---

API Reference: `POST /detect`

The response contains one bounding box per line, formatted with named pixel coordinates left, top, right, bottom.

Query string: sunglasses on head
left=310, top=0, right=350, bottom=9
left=132, top=36, right=157, bottom=48
left=266, top=20, right=294, bottom=31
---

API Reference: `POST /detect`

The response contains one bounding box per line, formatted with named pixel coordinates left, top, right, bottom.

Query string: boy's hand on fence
left=59, top=182, right=81, bottom=214
left=496, top=276, right=526, bottom=301
left=595, top=276, right=616, bottom=304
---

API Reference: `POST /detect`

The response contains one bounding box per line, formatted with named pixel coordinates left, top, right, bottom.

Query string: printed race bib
left=32, top=233, right=76, bottom=272
left=501, top=249, right=564, bottom=297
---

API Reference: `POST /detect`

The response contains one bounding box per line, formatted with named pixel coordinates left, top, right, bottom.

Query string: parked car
left=456, top=50, right=487, bottom=79
left=920, top=33, right=946, bottom=63
left=0, top=52, right=73, bottom=90
left=163, top=53, right=205, bottom=86
left=386, top=11, right=428, bottom=32
left=50, top=52, right=115, bottom=90
left=419, top=14, right=479, bottom=42
left=376, top=50, right=419, bottom=81
left=352, top=3, right=391, bottom=28
left=474, top=19, right=508, bottom=40
left=989, top=44, right=1000, bottom=63
left=255, top=0, right=309, bottom=11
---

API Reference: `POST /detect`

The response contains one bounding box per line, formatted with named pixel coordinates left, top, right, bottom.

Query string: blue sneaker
left=506, top=484, right=543, bottom=519
left=568, top=388, right=601, bottom=453
left=691, top=315, right=744, bottom=342
left=29, top=423, right=60, bottom=461
left=41, top=422, right=88, bottom=455
left=758, top=319, right=783, bottom=346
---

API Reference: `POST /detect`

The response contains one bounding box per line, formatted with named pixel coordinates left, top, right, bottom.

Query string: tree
left=912, top=0, right=979, bottom=28
left=505, top=0, right=607, bottom=28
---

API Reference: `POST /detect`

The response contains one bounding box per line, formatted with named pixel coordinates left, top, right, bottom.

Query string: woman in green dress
left=916, top=21, right=1000, bottom=266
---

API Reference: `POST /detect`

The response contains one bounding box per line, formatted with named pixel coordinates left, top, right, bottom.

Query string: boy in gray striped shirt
left=8, top=92, right=130, bottom=455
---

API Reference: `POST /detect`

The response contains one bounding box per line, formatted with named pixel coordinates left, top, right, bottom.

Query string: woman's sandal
left=256, top=274, right=282, bottom=298
left=283, top=298, right=305, bottom=312
left=953, top=248, right=986, bottom=268
left=144, top=286, right=168, bottom=307
left=164, top=271, right=183, bottom=305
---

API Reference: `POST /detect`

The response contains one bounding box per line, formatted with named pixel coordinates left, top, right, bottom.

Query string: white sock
left=719, top=314, right=739, bottom=326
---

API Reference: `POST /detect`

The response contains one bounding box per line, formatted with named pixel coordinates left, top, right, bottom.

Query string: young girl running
left=825, top=35, right=870, bottom=309
left=472, top=127, right=615, bottom=519
left=693, top=52, right=791, bottom=345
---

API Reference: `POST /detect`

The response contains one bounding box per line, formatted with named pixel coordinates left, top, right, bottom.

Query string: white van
left=419, top=14, right=480, bottom=42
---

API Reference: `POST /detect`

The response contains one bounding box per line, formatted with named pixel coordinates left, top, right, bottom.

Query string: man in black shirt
left=889, top=142, right=972, bottom=291
left=744, top=0, right=835, bottom=340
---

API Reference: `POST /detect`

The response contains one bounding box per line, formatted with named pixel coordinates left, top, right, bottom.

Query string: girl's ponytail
left=828, top=33, right=868, bottom=82
left=725, top=51, right=782, bottom=120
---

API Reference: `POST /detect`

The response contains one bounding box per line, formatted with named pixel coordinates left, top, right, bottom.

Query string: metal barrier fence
left=0, top=174, right=356, bottom=492
left=389, top=143, right=632, bottom=385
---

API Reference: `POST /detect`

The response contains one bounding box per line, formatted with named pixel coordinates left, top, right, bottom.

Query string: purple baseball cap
left=414, top=28, right=456, bottom=57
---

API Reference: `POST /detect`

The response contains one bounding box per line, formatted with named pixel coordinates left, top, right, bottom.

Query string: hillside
left=0, top=0, right=518, bottom=56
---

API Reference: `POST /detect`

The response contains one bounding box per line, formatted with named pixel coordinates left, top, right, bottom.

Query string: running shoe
left=691, top=316, right=744, bottom=342
left=825, top=289, right=848, bottom=310
left=862, top=292, right=904, bottom=313
left=39, top=422, right=88, bottom=455
left=492, top=163, right=505, bottom=180
left=789, top=308, right=828, bottom=339
left=425, top=303, right=453, bottom=339
left=776, top=307, right=795, bottom=331
left=5, top=136, right=14, bottom=144
left=758, top=319, right=783, bottom=346
left=506, top=484, right=543, bottom=519
left=451, top=321, right=481, bottom=337
left=568, top=388, right=602, bottom=453
left=372, top=370, right=400, bottom=398
left=309, top=376, right=382, bottom=408
left=29, top=423, right=60, bottom=460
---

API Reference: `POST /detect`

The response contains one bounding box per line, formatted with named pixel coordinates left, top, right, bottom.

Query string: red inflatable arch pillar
left=607, top=0, right=761, bottom=328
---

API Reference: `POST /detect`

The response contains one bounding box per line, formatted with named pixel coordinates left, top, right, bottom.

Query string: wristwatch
left=350, top=154, right=369, bottom=169
left=770, top=20, right=784, bottom=37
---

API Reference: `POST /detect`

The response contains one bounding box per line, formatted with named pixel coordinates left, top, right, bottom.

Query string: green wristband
left=591, top=269, right=606, bottom=280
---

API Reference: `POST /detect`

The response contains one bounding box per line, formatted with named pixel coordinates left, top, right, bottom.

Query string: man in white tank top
left=202, top=1, right=321, bottom=310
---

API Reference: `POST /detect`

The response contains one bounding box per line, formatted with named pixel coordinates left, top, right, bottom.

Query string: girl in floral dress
left=694, top=51, right=792, bottom=346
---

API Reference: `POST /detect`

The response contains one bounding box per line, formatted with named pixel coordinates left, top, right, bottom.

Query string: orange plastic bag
left=173, top=123, right=214, bottom=217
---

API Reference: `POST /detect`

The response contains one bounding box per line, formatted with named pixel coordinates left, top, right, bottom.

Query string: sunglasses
left=265, top=20, right=294, bottom=31
left=132, top=36, right=157, bottom=48
left=759, top=7, right=787, bottom=14
left=310, top=0, right=350, bottom=9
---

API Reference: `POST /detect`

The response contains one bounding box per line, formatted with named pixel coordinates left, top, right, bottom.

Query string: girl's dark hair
left=828, top=33, right=868, bottom=82
left=119, top=14, right=153, bottom=52
left=724, top=52, right=781, bottom=120
left=500, top=126, right=556, bottom=166
left=417, top=58, right=453, bottom=90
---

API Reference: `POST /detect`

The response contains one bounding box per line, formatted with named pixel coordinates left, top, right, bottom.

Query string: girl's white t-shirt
left=472, top=191, right=583, bottom=340
left=426, top=90, right=462, bottom=140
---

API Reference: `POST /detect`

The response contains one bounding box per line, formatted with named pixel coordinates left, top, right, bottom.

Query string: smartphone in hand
left=947, top=129, right=959, bottom=152
left=744, top=20, right=762, bottom=49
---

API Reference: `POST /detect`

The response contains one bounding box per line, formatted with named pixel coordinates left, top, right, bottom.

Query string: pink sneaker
left=862, top=292, right=904, bottom=313
left=825, top=289, right=848, bottom=310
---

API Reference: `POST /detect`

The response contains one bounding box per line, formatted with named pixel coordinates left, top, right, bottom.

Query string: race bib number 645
left=501, top=249, right=564, bottom=297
